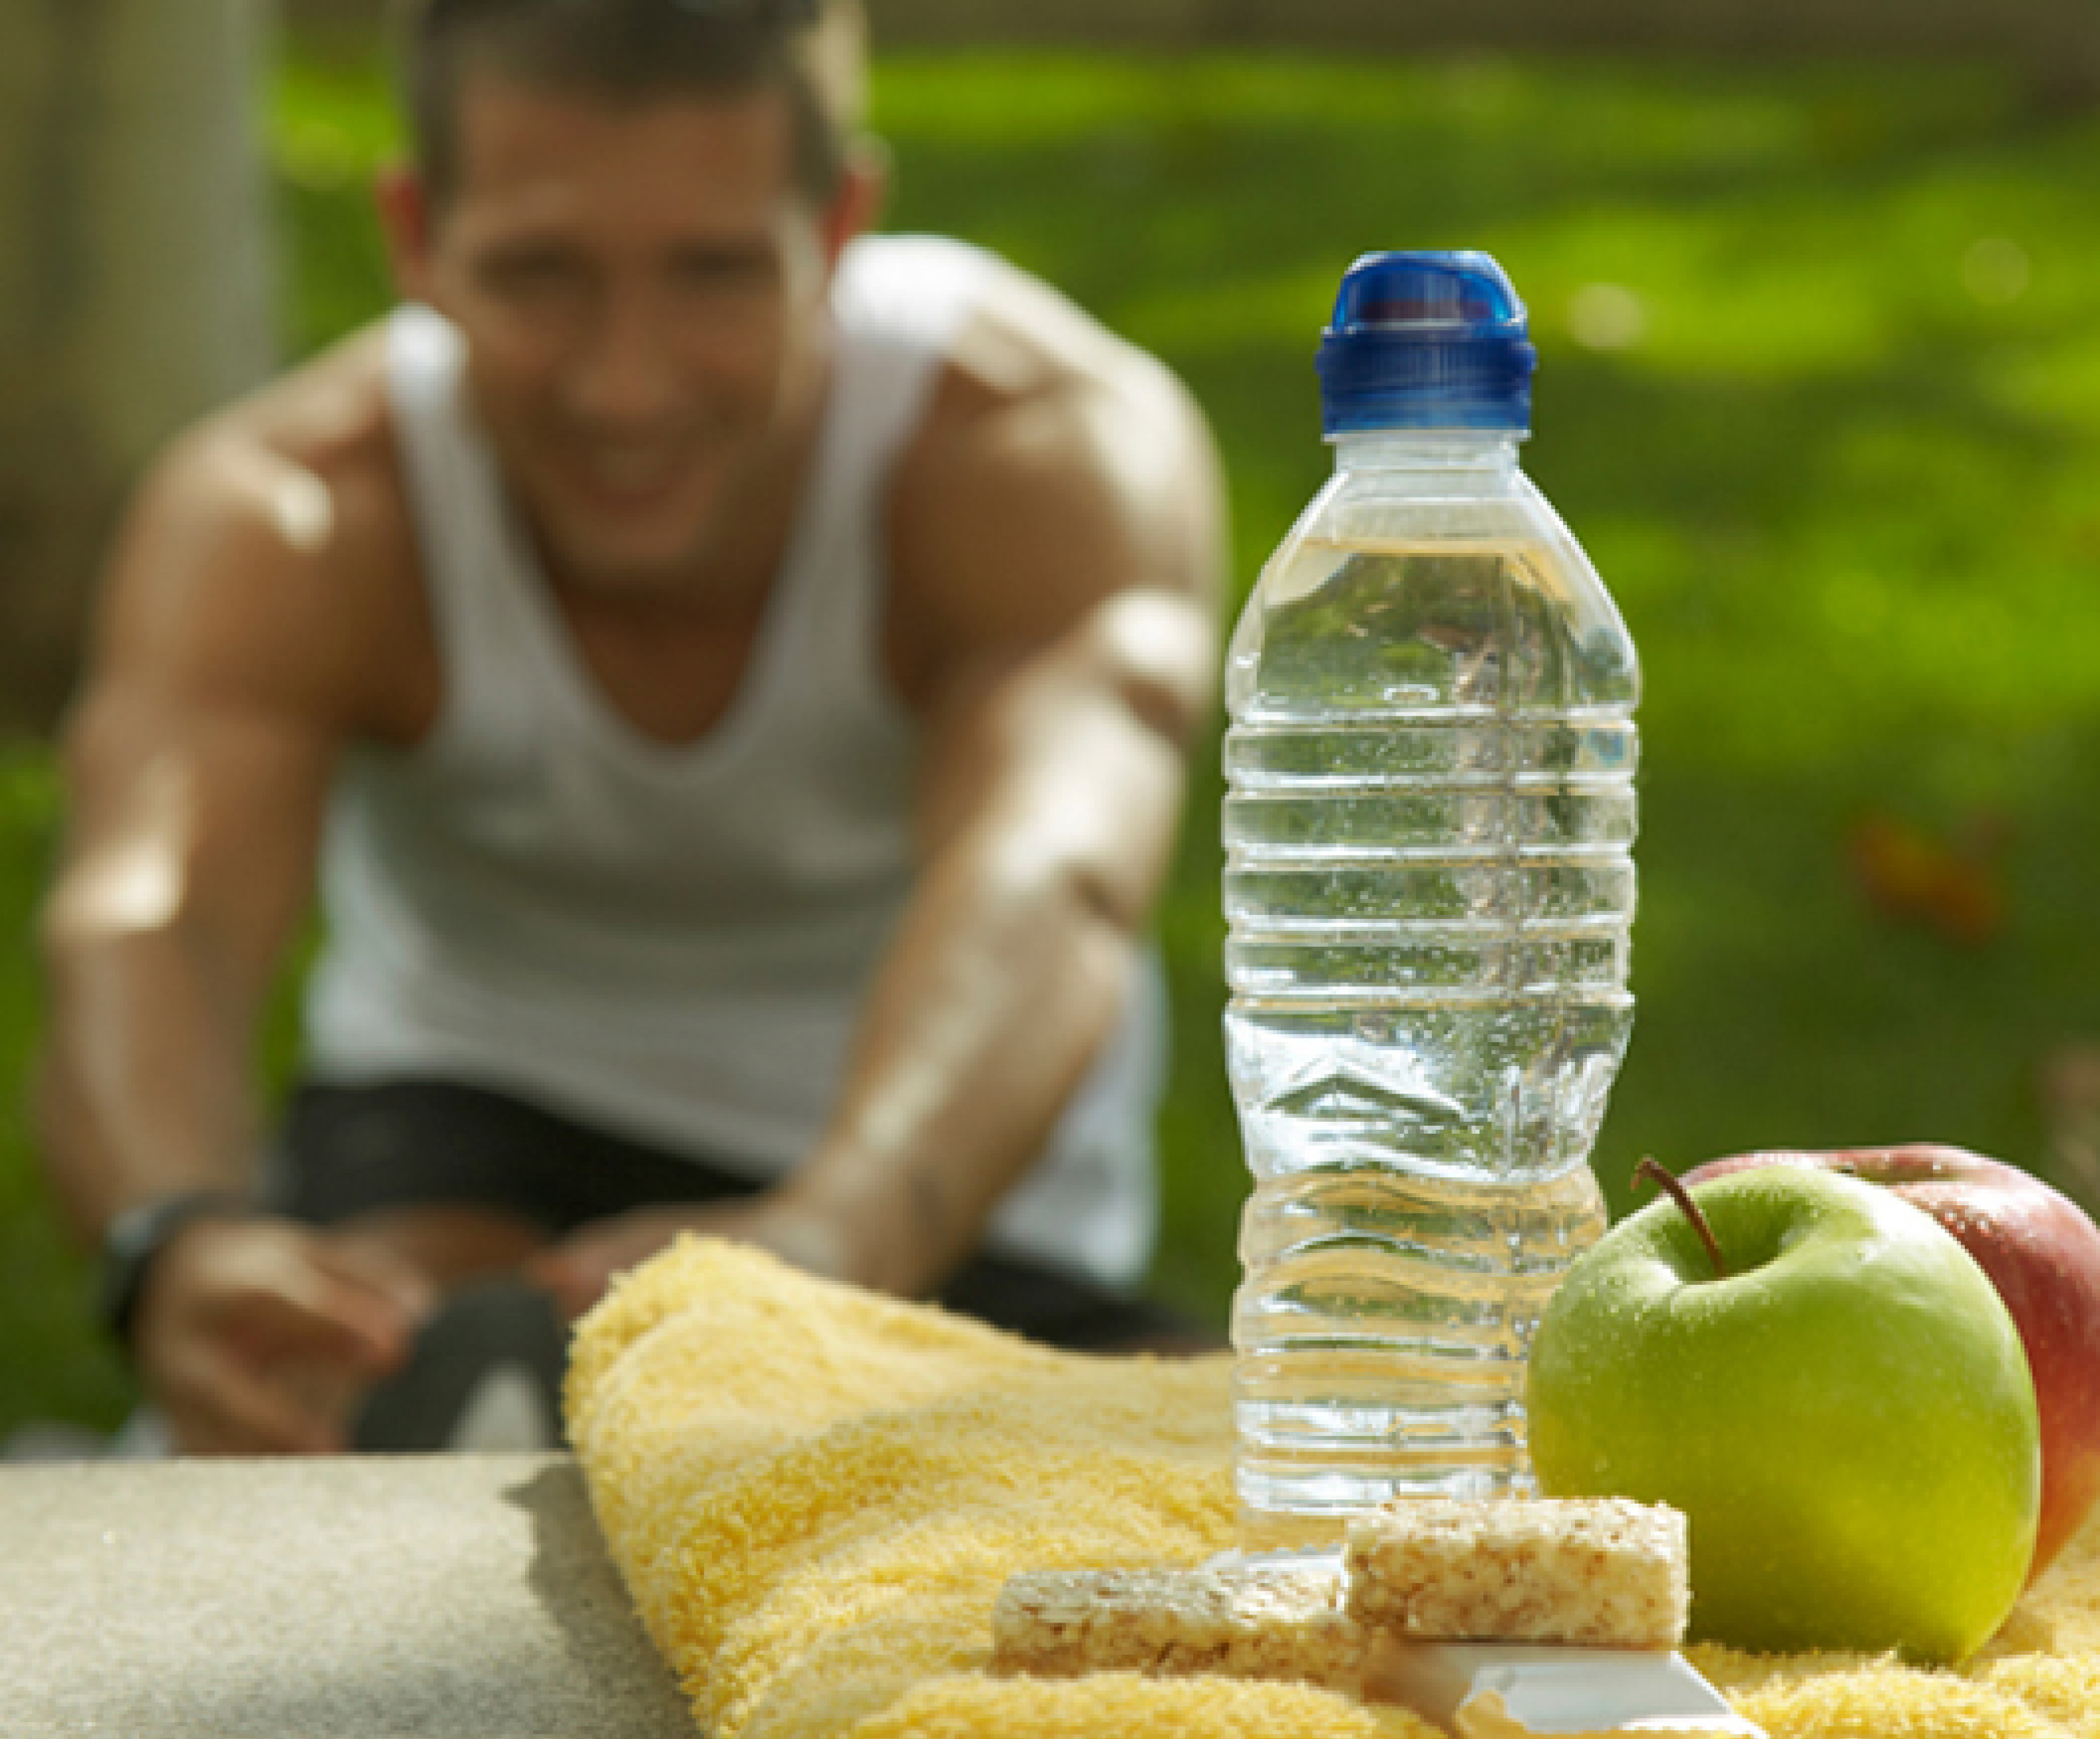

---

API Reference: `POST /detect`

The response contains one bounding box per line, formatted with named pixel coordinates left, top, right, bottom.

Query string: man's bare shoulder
left=96, top=325, right=437, bottom=742
left=907, top=251, right=1207, bottom=499
left=932, top=252, right=1159, bottom=403
left=886, top=251, right=1225, bottom=703
left=225, top=325, right=400, bottom=481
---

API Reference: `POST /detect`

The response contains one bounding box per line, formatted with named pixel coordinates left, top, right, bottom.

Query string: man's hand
left=526, top=1194, right=852, bottom=1322
left=135, top=1218, right=435, bottom=1455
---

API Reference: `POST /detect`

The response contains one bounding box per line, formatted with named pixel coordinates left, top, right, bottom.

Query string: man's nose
left=566, top=290, right=684, bottom=428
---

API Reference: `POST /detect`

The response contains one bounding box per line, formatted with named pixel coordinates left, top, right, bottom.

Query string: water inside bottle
left=1225, top=538, right=1634, bottom=1548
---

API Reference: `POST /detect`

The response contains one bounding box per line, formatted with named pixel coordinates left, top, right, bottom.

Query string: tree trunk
left=0, top=0, right=274, bottom=734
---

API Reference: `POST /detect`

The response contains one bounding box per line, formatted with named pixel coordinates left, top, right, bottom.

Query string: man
left=35, top=0, right=1223, bottom=1455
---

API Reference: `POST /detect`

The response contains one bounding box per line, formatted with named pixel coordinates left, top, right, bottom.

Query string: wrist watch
left=98, top=1188, right=255, bottom=1354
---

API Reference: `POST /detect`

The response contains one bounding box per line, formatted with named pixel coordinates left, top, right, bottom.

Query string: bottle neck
left=1329, top=429, right=1524, bottom=490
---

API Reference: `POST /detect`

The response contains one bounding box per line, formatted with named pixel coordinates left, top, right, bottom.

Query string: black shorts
left=274, top=1077, right=1208, bottom=1352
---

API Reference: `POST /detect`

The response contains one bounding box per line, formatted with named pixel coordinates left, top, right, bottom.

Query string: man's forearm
left=816, top=290, right=1223, bottom=1298
left=778, top=834, right=1145, bottom=1298
left=777, top=593, right=1207, bottom=1298
left=35, top=928, right=263, bottom=1245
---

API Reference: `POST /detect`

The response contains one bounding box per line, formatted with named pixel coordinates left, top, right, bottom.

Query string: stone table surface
left=0, top=1452, right=699, bottom=1738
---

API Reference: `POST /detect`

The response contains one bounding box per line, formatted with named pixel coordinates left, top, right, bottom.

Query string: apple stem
left=1635, top=1157, right=1731, bottom=1280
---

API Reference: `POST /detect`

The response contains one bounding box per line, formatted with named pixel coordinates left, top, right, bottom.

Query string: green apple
left=1526, top=1164, right=2040, bottom=1664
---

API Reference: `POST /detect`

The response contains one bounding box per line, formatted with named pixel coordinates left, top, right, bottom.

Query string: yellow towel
left=567, top=1238, right=2100, bottom=1739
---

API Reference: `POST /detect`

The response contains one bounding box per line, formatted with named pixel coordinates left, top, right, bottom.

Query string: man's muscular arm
left=37, top=409, right=432, bottom=1450
left=774, top=588, right=1218, bottom=1297
left=702, top=287, right=1221, bottom=1300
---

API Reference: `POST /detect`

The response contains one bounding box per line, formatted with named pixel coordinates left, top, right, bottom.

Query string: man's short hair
left=395, top=0, right=868, bottom=207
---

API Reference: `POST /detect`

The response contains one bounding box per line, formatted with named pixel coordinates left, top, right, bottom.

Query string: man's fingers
left=134, top=1219, right=433, bottom=1453
left=161, top=1342, right=344, bottom=1456
left=300, top=1241, right=437, bottom=1368
left=169, top=1227, right=427, bottom=1380
left=227, top=1260, right=419, bottom=1377
left=308, top=1235, right=440, bottom=1324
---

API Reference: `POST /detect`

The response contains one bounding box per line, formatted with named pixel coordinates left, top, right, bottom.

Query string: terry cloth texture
left=568, top=1238, right=2100, bottom=1739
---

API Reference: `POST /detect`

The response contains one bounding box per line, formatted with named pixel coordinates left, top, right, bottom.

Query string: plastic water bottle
left=1225, top=251, right=1637, bottom=1549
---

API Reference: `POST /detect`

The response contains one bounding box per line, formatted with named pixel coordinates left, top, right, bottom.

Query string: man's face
left=392, top=77, right=847, bottom=595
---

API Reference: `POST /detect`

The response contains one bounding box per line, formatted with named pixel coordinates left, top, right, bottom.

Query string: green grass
left=9, top=44, right=2100, bottom=1434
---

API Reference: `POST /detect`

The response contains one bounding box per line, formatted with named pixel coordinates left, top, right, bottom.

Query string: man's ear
left=819, top=134, right=890, bottom=265
left=375, top=163, right=439, bottom=305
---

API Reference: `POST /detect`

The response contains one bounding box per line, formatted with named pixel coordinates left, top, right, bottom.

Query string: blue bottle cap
left=1317, top=250, right=1536, bottom=435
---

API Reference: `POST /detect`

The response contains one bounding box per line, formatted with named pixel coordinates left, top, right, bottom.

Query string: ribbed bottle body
left=1225, top=450, right=1637, bottom=1548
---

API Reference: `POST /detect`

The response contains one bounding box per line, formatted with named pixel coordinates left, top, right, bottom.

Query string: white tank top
left=303, top=235, right=1162, bottom=1287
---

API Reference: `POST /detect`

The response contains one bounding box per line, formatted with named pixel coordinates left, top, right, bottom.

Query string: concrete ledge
left=0, top=1453, right=696, bottom=1737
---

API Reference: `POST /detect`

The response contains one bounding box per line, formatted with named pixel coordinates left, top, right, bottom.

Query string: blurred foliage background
left=7, top=33, right=2100, bottom=1439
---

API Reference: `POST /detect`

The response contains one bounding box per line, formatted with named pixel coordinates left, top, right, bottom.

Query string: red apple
left=1681, top=1144, right=2100, bottom=1580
